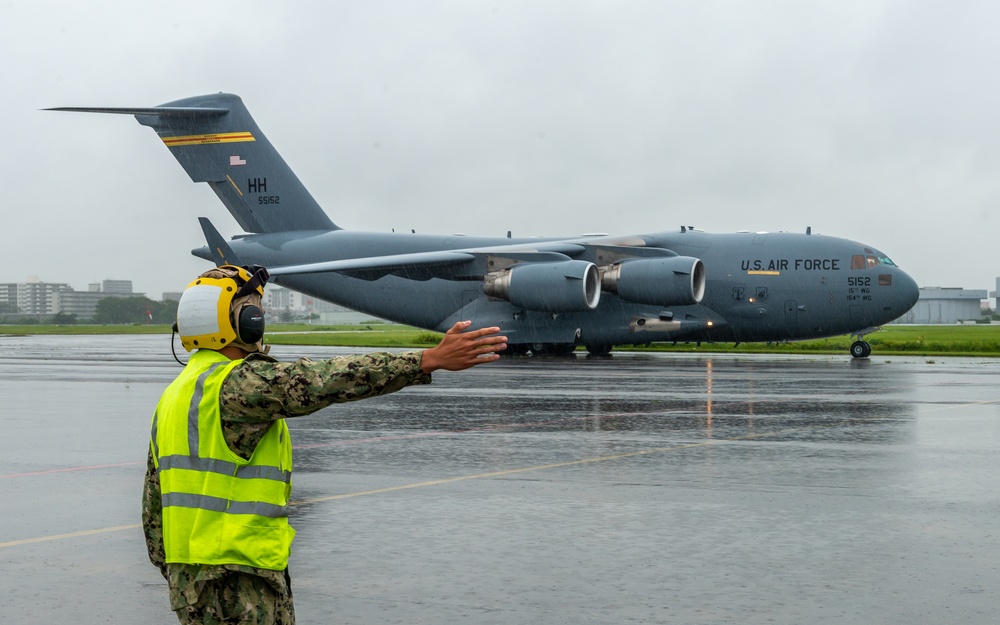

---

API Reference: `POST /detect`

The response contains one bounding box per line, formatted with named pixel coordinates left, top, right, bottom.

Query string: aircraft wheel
left=530, top=343, right=575, bottom=356
left=850, top=340, right=871, bottom=359
left=586, top=344, right=612, bottom=356
left=548, top=343, right=577, bottom=356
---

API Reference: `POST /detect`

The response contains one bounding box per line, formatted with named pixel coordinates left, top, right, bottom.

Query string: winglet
left=198, top=217, right=244, bottom=267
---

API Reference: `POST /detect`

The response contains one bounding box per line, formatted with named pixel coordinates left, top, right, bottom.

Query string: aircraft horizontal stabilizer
left=45, top=106, right=228, bottom=117
left=198, top=218, right=245, bottom=267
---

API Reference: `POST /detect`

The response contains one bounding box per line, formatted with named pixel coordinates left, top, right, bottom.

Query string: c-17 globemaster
left=49, top=93, right=919, bottom=358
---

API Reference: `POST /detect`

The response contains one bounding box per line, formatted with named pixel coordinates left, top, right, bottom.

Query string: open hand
left=420, top=321, right=507, bottom=373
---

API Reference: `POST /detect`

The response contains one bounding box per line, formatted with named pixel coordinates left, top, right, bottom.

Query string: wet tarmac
left=1, top=334, right=998, bottom=624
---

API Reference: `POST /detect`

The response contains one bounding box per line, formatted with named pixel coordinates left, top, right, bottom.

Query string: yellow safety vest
left=151, top=349, right=295, bottom=570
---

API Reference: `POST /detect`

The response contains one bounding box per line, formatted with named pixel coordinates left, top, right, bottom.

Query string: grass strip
left=3, top=323, right=1000, bottom=356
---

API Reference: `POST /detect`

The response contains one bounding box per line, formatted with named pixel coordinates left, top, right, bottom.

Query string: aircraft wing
left=269, top=251, right=478, bottom=281
left=195, top=217, right=599, bottom=280
left=268, top=249, right=577, bottom=281
left=265, top=235, right=681, bottom=282
left=195, top=213, right=683, bottom=282
left=197, top=217, right=482, bottom=280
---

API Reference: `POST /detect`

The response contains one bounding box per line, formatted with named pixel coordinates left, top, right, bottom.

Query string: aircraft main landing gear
left=585, top=344, right=613, bottom=356
left=850, top=340, right=872, bottom=359
left=529, top=343, right=576, bottom=356
left=502, top=344, right=530, bottom=356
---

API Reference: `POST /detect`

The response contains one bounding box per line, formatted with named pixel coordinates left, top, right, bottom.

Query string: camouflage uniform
left=143, top=350, right=431, bottom=624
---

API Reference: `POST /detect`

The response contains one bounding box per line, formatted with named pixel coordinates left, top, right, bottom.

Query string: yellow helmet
left=176, top=265, right=269, bottom=352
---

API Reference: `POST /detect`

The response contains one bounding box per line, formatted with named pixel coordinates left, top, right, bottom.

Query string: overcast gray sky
left=3, top=1, right=998, bottom=299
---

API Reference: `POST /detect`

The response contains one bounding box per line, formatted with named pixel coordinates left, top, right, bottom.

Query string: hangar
left=896, top=287, right=987, bottom=324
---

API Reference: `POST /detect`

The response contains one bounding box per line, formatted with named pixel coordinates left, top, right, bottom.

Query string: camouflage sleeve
left=219, top=350, right=432, bottom=423
left=141, top=447, right=168, bottom=580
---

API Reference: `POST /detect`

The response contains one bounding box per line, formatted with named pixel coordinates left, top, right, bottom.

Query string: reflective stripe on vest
left=161, top=492, right=288, bottom=518
left=152, top=349, right=295, bottom=570
left=157, top=454, right=291, bottom=483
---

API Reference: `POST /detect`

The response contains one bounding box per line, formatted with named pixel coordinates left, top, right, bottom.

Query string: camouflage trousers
left=174, top=570, right=295, bottom=625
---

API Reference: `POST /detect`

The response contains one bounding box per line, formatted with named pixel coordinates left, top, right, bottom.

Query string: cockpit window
left=853, top=253, right=897, bottom=271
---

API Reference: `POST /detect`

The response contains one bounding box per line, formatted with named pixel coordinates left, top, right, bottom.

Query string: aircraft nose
left=894, top=268, right=920, bottom=316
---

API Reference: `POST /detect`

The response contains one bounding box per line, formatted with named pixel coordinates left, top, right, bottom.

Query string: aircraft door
left=784, top=300, right=797, bottom=325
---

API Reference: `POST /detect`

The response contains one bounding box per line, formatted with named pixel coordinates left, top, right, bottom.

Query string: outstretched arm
left=420, top=321, right=507, bottom=373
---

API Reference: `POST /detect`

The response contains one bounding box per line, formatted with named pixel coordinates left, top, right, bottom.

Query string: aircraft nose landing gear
left=849, top=328, right=880, bottom=359
left=850, top=340, right=872, bottom=359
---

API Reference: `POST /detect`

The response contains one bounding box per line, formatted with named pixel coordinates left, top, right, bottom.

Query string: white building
left=263, top=285, right=384, bottom=323
left=264, top=286, right=344, bottom=314
left=0, top=283, right=17, bottom=313
left=0, top=279, right=142, bottom=318
left=989, top=278, right=1000, bottom=313
left=52, top=291, right=137, bottom=318
left=14, top=281, right=72, bottom=315
left=100, top=279, right=133, bottom=294
left=896, top=287, right=987, bottom=324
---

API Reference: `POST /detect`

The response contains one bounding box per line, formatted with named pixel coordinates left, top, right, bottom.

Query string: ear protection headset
left=235, top=299, right=266, bottom=345
left=173, top=265, right=270, bottom=354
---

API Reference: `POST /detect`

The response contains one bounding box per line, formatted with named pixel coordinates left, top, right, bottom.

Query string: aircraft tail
left=48, top=93, right=338, bottom=233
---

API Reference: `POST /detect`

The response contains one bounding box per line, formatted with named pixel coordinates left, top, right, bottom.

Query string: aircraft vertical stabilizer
left=48, top=93, right=338, bottom=234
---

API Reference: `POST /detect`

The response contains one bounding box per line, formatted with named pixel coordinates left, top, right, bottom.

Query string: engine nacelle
left=484, top=260, right=601, bottom=312
left=601, top=257, right=705, bottom=305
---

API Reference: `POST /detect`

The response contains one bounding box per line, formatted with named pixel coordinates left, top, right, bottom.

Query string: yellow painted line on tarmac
left=1, top=432, right=756, bottom=550
left=292, top=441, right=714, bottom=505
left=294, top=425, right=816, bottom=505
left=0, top=524, right=141, bottom=549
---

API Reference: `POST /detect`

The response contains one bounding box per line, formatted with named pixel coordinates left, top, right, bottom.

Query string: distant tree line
left=0, top=297, right=178, bottom=325
left=92, top=296, right=178, bottom=324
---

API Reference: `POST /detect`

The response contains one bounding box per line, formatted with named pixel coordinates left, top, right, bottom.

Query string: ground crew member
left=142, top=265, right=507, bottom=624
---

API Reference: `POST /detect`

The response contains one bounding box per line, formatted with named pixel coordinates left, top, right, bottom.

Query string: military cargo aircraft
left=49, top=93, right=919, bottom=358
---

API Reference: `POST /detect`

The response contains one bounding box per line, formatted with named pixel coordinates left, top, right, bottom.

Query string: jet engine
left=601, top=257, right=705, bottom=306
left=484, top=260, right=601, bottom=312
